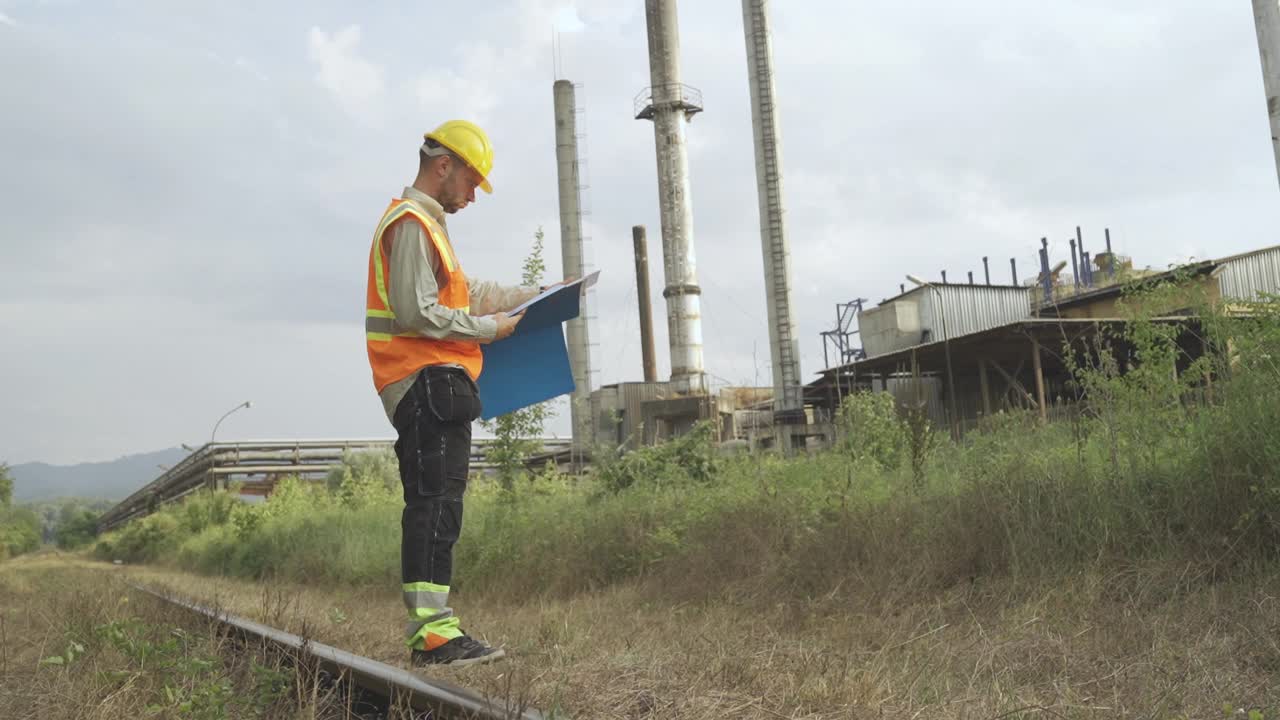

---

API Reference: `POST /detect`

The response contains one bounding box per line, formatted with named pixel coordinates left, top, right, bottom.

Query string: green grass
left=95, top=295, right=1280, bottom=612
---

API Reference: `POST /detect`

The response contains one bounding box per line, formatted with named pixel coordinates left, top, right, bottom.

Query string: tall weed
left=94, top=298, right=1280, bottom=606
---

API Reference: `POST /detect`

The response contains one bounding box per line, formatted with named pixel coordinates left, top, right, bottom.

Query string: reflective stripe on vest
left=368, top=201, right=459, bottom=340
left=365, top=307, right=471, bottom=339
left=365, top=198, right=483, bottom=390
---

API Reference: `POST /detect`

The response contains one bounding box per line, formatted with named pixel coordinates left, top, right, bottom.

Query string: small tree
left=836, top=392, right=907, bottom=472
left=0, top=463, right=13, bottom=507
left=55, top=509, right=101, bottom=550
left=480, top=227, right=557, bottom=492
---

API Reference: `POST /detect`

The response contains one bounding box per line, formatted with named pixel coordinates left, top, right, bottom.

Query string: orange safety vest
left=366, top=198, right=483, bottom=392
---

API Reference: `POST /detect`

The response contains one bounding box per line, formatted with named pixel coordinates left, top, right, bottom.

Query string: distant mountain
left=10, top=448, right=190, bottom=502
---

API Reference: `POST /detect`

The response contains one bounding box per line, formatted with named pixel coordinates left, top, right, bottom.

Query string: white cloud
left=413, top=46, right=501, bottom=127
left=231, top=56, right=268, bottom=83
left=554, top=6, right=586, bottom=32
left=307, top=25, right=385, bottom=124
left=0, top=11, right=16, bottom=26
left=2, top=0, right=1278, bottom=464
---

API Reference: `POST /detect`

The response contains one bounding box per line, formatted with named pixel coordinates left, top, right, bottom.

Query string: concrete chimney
left=1255, top=0, right=1280, bottom=188
left=633, top=225, right=659, bottom=383
left=637, top=0, right=707, bottom=395
left=553, top=79, right=592, bottom=451
left=742, top=0, right=803, bottom=425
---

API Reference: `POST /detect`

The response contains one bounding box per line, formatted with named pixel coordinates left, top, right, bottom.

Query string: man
left=365, top=120, right=534, bottom=666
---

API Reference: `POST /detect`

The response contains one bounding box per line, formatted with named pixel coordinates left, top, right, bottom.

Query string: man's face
left=438, top=157, right=482, bottom=214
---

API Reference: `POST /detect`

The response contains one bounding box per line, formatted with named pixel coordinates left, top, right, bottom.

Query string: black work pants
left=392, top=367, right=482, bottom=587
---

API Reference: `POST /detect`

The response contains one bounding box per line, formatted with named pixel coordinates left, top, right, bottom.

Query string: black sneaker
left=410, top=635, right=506, bottom=667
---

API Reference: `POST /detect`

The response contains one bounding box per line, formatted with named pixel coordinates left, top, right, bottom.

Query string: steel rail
left=129, top=582, right=545, bottom=720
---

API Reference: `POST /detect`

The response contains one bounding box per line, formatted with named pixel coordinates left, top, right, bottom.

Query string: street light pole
left=211, top=400, right=252, bottom=444
left=907, top=276, right=959, bottom=440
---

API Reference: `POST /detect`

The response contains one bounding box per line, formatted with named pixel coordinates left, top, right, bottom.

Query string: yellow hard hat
left=424, top=120, right=494, bottom=194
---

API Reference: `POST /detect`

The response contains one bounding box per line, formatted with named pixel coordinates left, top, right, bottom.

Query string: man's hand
left=492, top=311, right=523, bottom=341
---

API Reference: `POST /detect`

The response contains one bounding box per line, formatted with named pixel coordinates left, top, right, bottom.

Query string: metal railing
left=98, top=438, right=570, bottom=533
left=633, top=83, right=704, bottom=120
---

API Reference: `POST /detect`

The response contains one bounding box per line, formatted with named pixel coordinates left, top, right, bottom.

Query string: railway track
left=129, top=582, right=548, bottom=720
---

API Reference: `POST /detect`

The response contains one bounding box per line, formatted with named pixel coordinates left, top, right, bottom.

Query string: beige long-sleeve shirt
left=377, top=186, right=538, bottom=421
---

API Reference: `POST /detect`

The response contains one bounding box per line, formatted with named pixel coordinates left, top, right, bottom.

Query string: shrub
left=0, top=506, right=42, bottom=558
left=835, top=391, right=907, bottom=472
left=91, top=299, right=1280, bottom=608
left=594, top=421, right=720, bottom=494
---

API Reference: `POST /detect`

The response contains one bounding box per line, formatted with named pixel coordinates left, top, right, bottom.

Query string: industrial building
left=94, top=4, right=1280, bottom=536
left=557, top=0, right=1280, bottom=456
left=807, top=242, right=1280, bottom=437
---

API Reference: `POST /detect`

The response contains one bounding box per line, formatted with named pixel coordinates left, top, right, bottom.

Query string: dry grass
left=0, top=552, right=376, bottom=719
left=102, top=556, right=1280, bottom=719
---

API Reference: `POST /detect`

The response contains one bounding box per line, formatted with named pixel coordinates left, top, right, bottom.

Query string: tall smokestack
left=633, top=225, right=659, bottom=383
left=637, top=0, right=707, bottom=395
left=1255, top=0, right=1280, bottom=188
left=742, top=0, right=803, bottom=424
left=553, top=80, right=592, bottom=451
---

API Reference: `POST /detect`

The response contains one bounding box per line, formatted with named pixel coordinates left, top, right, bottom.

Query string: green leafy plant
left=1222, top=703, right=1265, bottom=720
left=40, top=640, right=86, bottom=667
left=249, top=659, right=292, bottom=715
left=595, top=421, right=720, bottom=494
left=836, top=391, right=907, bottom=472
left=480, top=226, right=557, bottom=493
left=0, top=462, right=12, bottom=507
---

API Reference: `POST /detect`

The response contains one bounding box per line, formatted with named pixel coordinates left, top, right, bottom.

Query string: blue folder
left=476, top=275, right=596, bottom=420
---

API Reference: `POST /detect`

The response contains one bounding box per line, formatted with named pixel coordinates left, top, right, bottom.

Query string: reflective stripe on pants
left=403, top=581, right=461, bottom=650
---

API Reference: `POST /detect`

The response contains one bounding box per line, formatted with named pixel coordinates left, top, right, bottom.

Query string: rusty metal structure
left=810, top=243, right=1280, bottom=434
left=632, top=225, right=659, bottom=384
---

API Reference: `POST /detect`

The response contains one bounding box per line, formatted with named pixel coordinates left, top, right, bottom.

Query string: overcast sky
left=1, top=1, right=1276, bottom=465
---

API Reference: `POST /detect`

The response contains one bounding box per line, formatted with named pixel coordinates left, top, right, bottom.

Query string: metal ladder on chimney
left=748, top=0, right=801, bottom=414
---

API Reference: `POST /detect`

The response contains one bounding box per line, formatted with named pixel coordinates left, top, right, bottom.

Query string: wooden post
left=979, top=357, right=992, bottom=417
left=1032, top=337, right=1048, bottom=422
left=911, top=349, right=922, bottom=408
left=1202, top=337, right=1215, bottom=404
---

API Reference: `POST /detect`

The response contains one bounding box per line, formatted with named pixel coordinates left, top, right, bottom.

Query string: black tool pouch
left=423, top=367, right=483, bottom=424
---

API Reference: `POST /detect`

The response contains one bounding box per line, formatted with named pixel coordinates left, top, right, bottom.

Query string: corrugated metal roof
left=857, top=285, right=1032, bottom=359
left=923, top=285, right=1032, bottom=341
left=877, top=282, right=1025, bottom=306
left=1217, top=245, right=1280, bottom=301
